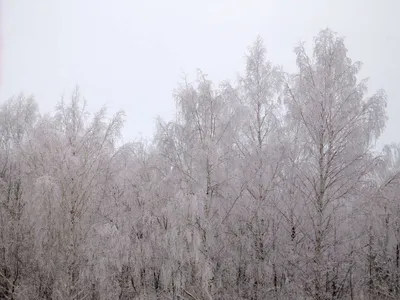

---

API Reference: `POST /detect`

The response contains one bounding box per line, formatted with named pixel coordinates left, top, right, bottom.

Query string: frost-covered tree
left=231, top=37, right=286, bottom=299
left=23, top=88, right=124, bottom=299
left=154, top=70, right=244, bottom=299
left=357, top=143, right=400, bottom=299
left=283, top=29, right=387, bottom=300
left=0, top=95, right=38, bottom=299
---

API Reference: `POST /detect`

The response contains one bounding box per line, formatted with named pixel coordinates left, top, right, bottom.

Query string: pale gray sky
left=1, top=0, right=399, bottom=148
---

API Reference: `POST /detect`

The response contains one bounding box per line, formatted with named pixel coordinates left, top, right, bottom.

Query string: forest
left=0, top=29, right=398, bottom=300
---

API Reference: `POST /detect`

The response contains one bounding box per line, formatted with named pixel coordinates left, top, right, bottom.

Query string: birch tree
left=24, top=88, right=124, bottom=299
left=155, top=71, right=243, bottom=299
left=233, top=37, right=286, bottom=299
left=0, top=95, right=38, bottom=299
left=283, top=29, right=387, bottom=300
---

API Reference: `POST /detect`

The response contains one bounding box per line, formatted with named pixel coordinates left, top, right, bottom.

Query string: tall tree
left=283, top=29, right=387, bottom=300
left=234, top=37, right=285, bottom=299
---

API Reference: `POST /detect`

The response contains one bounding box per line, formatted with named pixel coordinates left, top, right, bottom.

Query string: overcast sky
left=1, top=0, right=399, bottom=148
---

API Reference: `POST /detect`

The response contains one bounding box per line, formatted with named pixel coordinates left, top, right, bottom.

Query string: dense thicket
left=1, top=29, right=398, bottom=300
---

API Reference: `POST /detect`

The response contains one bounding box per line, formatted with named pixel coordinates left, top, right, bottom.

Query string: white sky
left=1, top=0, right=399, bottom=148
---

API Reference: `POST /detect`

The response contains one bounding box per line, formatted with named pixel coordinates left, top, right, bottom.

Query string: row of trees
left=1, top=29, right=398, bottom=300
